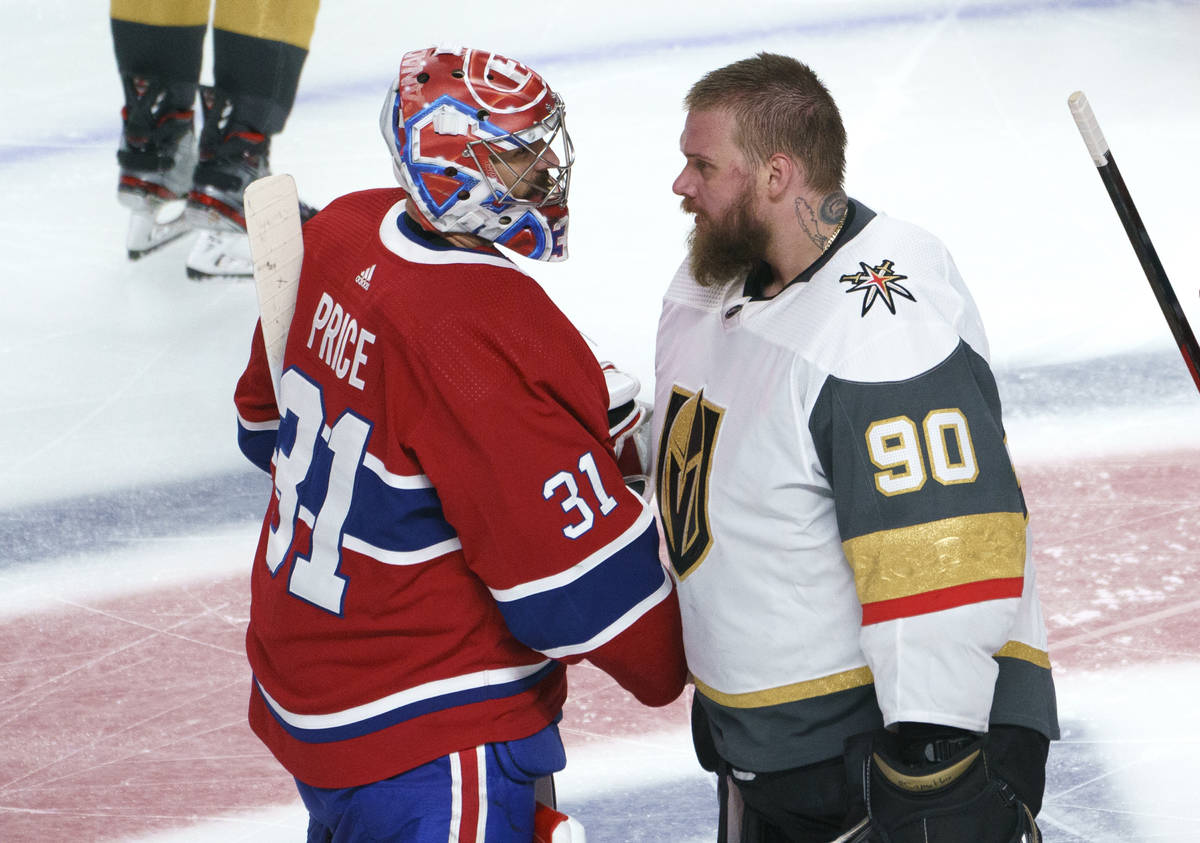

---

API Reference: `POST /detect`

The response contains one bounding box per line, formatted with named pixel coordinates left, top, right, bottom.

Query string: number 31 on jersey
left=543, top=452, right=619, bottom=538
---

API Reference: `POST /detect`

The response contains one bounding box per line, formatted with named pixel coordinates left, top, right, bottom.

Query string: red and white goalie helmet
left=379, top=46, right=573, bottom=261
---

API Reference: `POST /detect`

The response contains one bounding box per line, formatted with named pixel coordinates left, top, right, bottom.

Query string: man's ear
left=764, top=152, right=802, bottom=200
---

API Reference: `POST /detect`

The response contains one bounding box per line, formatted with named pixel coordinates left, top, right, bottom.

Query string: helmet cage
left=462, top=99, right=573, bottom=210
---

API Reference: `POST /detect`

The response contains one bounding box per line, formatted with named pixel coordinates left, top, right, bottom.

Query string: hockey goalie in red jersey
left=233, top=46, right=685, bottom=842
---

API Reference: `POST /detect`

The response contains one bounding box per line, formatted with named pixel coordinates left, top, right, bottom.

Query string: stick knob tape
left=1068, top=91, right=1110, bottom=167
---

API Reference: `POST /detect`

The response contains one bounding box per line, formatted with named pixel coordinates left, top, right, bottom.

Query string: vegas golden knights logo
left=656, top=386, right=724, bottom=579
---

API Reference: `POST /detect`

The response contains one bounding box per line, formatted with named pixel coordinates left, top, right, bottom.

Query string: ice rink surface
left=2, top=0, right=1199, bottom=840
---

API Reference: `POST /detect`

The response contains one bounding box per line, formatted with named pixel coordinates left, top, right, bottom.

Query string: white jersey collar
left=378, top=200, right=518, bottom=271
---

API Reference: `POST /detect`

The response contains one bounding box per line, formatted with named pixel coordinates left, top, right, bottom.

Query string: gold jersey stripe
left=994, top=640, right=1052, bottom=669
left=214, top=0, right=319, bottom=49
left=843, top=511, right=1026, bottom=605
left=111, top=0, right=210, bottom=28
left=692, top=642, right=1046, bottom=710
left=692, top=666, right=875, bottom=709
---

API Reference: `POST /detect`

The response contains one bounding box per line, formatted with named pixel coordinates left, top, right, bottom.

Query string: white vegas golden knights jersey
left=652, top=200, right=1059, bottom=772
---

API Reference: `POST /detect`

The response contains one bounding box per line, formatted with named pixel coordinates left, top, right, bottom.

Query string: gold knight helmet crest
left=656, top=386, right=724, bottom=579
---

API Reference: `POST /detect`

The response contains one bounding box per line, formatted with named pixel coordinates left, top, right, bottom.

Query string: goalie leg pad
left=847, top=730, right=1040, bottom=843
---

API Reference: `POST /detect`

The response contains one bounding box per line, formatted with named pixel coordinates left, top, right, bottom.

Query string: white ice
left=2, top=0, right=1199, bottom=840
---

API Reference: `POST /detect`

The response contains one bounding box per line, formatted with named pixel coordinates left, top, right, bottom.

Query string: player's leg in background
left=110, top=0, right=208, bottom=257
left=184, top=0, right=318, bottom=278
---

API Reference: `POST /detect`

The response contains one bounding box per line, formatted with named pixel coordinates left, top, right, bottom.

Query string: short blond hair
left=685, top=53, right=846, bottom=193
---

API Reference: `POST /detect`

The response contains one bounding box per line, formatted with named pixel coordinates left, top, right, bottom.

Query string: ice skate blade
left=186, top=230, right=253, bottom=280
left=126, top=200, right=191, bottom=259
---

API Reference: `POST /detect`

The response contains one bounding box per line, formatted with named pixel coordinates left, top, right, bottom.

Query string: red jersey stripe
left=861, top=577, right=1024, bottom=625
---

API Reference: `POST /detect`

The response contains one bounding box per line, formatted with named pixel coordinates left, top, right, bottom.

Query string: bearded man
left=652, top=52, right=1059, bottom=843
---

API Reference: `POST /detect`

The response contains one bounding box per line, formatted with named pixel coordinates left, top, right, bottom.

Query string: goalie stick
left=1068, top=91, right=1200, bottom=395
left=244, top=173, right=304, bottom=405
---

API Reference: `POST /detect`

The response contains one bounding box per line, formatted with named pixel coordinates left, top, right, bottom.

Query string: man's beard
left=684, top=187, right=769, bottom=288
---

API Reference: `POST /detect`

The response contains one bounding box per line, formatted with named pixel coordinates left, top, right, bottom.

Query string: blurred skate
left=126, top=199, right=189, bottom=260
left=186, top=87, right=271, bottom=234
left=184, top=87, right=315, bottom=279
left=116, top=74, right=196, bottom=258
left=185, top=203, right=315, bottom=280
left=180, top=86, right=266, bottom=278
left=186, top=230, right=253, bottom=280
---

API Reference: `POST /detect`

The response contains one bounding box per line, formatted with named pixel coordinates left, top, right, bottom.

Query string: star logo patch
left=840, top=259, right=916, bottom=316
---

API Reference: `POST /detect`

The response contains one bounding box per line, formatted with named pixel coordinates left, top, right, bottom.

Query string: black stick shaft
left=1095, top=151, right=1200, bottom=392
left=1069, top=91, right=1200, bottom=395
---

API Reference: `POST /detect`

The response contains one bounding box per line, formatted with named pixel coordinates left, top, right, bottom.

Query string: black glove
left=894, top=721, right=977, bottom=765
left=844, top=723, right=1040, bottom=843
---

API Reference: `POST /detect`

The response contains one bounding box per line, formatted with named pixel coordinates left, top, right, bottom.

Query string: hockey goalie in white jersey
left=652, top=53, right=1058, bottom=843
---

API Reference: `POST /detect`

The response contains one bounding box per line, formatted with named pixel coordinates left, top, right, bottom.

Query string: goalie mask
left=380, top=46, right=573, bottom=261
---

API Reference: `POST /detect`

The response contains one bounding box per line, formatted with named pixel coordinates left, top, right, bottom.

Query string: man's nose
left=672, top=168, right=691, bottom=197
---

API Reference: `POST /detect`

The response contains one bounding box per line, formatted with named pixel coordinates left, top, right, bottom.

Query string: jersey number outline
left=265, top=369, right=371, bottom=614
left=866, top=408, right=978, bottom=496
left=543, top=452, right=618, bottom=539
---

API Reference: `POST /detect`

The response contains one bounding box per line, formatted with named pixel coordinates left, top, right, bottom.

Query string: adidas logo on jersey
left=354, top=264, right=376, bottom=290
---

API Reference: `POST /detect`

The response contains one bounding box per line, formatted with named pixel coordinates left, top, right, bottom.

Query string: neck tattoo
left=795, top=192, right=849, bottom=255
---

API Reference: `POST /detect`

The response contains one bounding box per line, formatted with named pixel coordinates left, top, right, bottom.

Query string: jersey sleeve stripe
left=860, top=576, right=1024, bottom=625
left=363, top=453, right=434, bottom=489
left=842, top=511, right=1026, bottom=605
left=489, top=503, right=655, bottom=601
left=236, top=410, right=280, bottom=431
left=237, top=412, right=278, bottom=473
left=493, top=518, right=670, bottom=657
left=994, top=640, right=1052, bottom=669
left=538, top=568, right=673, bottom=660
left=343, top=535, right=463, bottom=566
left=237, top=425, right=277, bottom=473
left=343, top=464, right=460, bottom=553
left=692, top=665, right=875, bottom=708
left=253, top=660, right=558, bottom=743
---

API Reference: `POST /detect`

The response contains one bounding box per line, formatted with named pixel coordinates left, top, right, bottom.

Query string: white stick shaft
left=1067, top=91, right=1110, bottom=167
left=244, top=174, right=303, bottom=405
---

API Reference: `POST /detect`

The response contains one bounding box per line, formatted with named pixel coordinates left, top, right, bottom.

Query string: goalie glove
left=845, top=724, right=1040, bottom=842
left=578, top=334, right=653, bottom=496
left=601, top=362, right=652, bottom=496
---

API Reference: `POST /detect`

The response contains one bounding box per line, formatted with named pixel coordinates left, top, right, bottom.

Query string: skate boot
left=184, top=87, right=317, bottom=279
left=186, top=86, right=271, bottom=235
left=116, top=74, right=196, bottom=258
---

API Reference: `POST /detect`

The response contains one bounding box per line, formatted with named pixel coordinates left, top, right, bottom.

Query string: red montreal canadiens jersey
left=235, top=187, right=684, bottom=787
